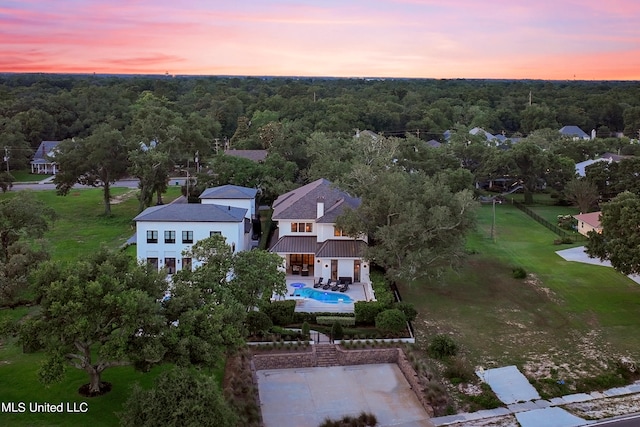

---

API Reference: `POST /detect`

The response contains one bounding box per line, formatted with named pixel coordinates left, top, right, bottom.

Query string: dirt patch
left=524, top=273, right=561, bottom=304
left=111, top=189, right=137, bottom=204
left=565, top=392, right=640, bottom=419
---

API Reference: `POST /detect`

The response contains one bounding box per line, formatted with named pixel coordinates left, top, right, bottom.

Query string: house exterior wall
left=136, top=220, right=245, bottom=272
left=577, top=222, right=601, bottom=237
left=201, top=197, right=255, bottom=219
left=316, top=257, right=370, bottom=283
left=277, top=219, right=317, bottom=238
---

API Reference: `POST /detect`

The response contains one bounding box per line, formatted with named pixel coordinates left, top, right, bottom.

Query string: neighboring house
left=133, top=185, right=257, bottom=274
left=224, top=149, right=268, bottom=163
left=559, top=125, right=591, bottom=140
left=426, top=139, right=442, bottom=148
left=574, top=211, right=602, bottom=236
left=199, top=184, right=258, bottom=220
left=575, top=153, right=629, bottom=177
left=269, top=178, right=370, bottom=284
left=30, top=141, right=60, bottom=174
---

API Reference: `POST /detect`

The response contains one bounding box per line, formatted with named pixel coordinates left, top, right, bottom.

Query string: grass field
left=400, top=202, right=640, bottom=384
left=0, top=185, right=185, bottom=426
left=7, top=170, right=52, bottom=183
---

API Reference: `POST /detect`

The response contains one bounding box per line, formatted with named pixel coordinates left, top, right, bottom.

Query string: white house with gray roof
left=30, top=141, right=60, bottom=174
left=269, top=178, right=370, bottom=284
left=134, top=185, right=256, bottom=274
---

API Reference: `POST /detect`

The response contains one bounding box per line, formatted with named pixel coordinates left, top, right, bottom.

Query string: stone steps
left=315, top=344, right=338, bottom=367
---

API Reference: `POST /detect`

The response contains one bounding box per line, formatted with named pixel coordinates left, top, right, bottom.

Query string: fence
left=511, top=199, right=587, bottom=243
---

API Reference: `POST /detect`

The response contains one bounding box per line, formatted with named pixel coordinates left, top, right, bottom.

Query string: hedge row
left=316, top=316, right=356, bottom=326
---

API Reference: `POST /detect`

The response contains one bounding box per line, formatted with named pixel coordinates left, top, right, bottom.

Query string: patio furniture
left=331, top=280, right=342, bottom=291
left=322, top=279, right=334, bottom=290
left=339, top=282, right=349, bottom=292
left=313, top=277, right=324, bottom=288
left=292, top=265, right=300, bottom=275
left=301, top=264, right=309, bottom=276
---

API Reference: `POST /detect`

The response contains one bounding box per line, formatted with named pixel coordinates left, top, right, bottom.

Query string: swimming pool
left=292, top=287, right=353, bottom=303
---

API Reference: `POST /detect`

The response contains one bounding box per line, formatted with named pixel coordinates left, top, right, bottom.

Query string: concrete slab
left=508, top=401, right=540, bottom=412
left=477, top=365, right=541, bottom=404
left=515, top=407, right=590, bottom=427
left=561, top=393, right=593, bottom=403
left=556, top=246, right=640, bottom=284
left=256, top=364, right=435, bottom=427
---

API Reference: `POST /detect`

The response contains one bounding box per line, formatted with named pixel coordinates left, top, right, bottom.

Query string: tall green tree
left=20, top=249, right=167, bottom=395
left=0, top=193, right=55, bottom=306
left=585, top=192, right=640, bottom=275
left=337, top=169, right=477, bottom=282
left=53, top=124, right=133, bottom=215
left=564, top=178, right=600, bottom=213
left=231, top=250, right=286, bottom=309
left=128, top=146, right=171, bottom=211
left=119, top=367, right=238, bottom=427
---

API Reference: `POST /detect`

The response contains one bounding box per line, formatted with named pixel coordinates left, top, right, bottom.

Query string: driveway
left=555, top=246, right=640, bottom=284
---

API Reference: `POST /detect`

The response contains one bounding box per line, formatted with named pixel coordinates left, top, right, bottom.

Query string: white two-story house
left=134, top=185, right=257, bottom=274
left=269, top=178, right=370, bottom=284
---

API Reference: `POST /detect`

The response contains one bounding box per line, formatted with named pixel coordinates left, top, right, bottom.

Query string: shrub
left=369, top=271, right=394, bottom=307
left=316, top=316, right=356, bottom=326
left=245, top=311, right=273, bottom=336
left=512, top=266, right=527, bottom=279
left=355, top=301, right=386, bottom=325
left=301, top=321, right=310, bottom=339
left=270, top=326, right=305, bottom=341
left=331, top=322, right=344, bottom=340
left=393, top=301, right=418, bottom=322
left=444, top=357, right=475, bottom=383
left=428, top=335, right=458, bottom=359
left=260, top=300, right=295, bottom=326
left=375, top=309, right=407, bottom=334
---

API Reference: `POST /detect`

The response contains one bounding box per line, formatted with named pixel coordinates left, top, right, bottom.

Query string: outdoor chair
left=331, top=279, right=342, bottom=291
left=339, top=282, right=349, bottom=292
left=322, top=279, right=334, bottom=290
left=313, top=277, right=324, bottom=288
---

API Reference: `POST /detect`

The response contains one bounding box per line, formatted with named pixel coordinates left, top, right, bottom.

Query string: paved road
left=591, top=414, right=640, bottom=426
left=11, top=178, right=187, bottom=191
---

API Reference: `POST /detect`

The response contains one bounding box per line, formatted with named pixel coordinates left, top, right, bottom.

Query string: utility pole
left=3, top=147, right=9, bottom=173
left=491, top=198, right=496, bottom=242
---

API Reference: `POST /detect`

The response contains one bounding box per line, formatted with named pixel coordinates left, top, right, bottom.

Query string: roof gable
left=573, top=211, right=601, bottom=229
left=32, top=141, right=61, bottom=162
left=559, top=126, right=589, bottom=138
left=272, top=178, right=360, bottom=221
left=199, top=185, right=258, bottom=200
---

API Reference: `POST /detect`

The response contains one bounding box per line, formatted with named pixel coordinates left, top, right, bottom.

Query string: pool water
left=292, top=287, right=353, bottom=303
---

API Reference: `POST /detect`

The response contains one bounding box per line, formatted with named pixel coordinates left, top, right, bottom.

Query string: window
left=164, top=230, right=176, bottom=244
left=182, top=257, right=192, bottom=272
left=210, top=231, right=222, bottom=237
left=146, top=230, right=158, bottom=244
left=334, top=227, right=347, bottom=236
left=291, top=222, right=313, bottom=233
left=182, top=230, right=193, bottom=244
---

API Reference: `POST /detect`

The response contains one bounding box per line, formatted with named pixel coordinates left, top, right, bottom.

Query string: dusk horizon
left=3, top=0, right=640, bottom=81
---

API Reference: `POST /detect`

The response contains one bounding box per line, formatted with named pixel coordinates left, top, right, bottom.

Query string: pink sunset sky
left=2, top=0, right=639, bottom=80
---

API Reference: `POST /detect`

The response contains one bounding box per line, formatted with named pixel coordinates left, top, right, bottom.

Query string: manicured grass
left=0, top=186, right=182, bottom=262
left=7, top=170, right=52, bottom=183
left=400, top=202, right=640, bottom=380
left=0, top=186, right=185, bottom=426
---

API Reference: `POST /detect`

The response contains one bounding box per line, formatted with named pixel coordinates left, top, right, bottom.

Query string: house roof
left=272, top=178, right=360, bottom=221
left=224, top=149, right=268, bottom=162
left=316, top=240, right=367, bottom=258
left=31, top=141, right=60, bottom=163
left=559, top=126, right=589, bottom=139
left=573, top=211, right=602, bottom=229
left=269, top=236, right=367, bottom=258
left=199, top=185, right=258, bottom=200
left=426, top=139, right=442, bottom=148
left=269, top=236, right=317, bottom=254
left=133, top=203, right=247, bottom=223
left=469, top=127, right=496, bottom=141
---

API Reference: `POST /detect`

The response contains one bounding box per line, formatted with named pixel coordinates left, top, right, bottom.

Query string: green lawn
left=7, top=170, right=51, bottom=183
left=400, top=202, right=640, bottom=381
left=0, top=186, right=184, bottom=426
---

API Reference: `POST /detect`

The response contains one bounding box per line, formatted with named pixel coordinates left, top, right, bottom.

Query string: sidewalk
left=432, top=365, right=640, bottom=427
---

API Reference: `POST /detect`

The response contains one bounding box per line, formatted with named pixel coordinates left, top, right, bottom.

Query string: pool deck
left=274, top=277, right=371, bottom=313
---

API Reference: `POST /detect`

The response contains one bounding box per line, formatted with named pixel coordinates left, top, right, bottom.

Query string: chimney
left=316, top=197, right=325, bottom=219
